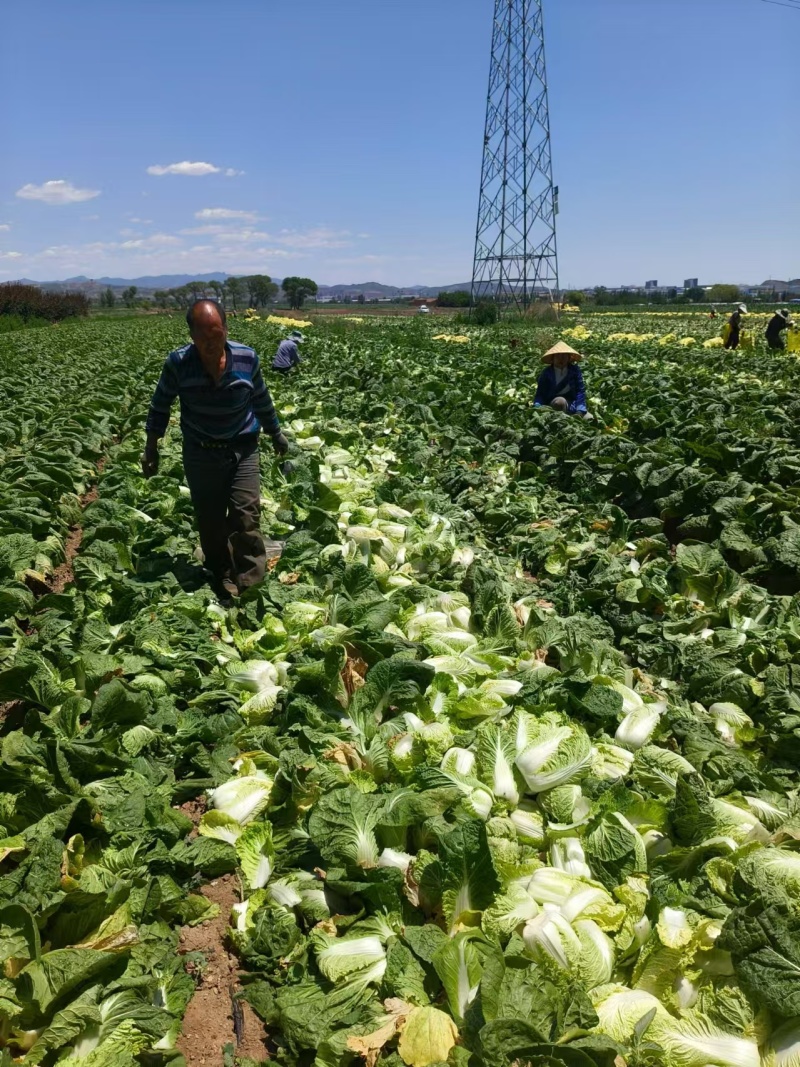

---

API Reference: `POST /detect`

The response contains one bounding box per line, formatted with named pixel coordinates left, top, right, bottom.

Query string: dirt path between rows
left=22, top=457, right=107, bottom=599
left=47, top=459, right=106, bottom=593
left=176, top=876, right=269, bottom=1065
left=175, top=806, right=270, bottom=1066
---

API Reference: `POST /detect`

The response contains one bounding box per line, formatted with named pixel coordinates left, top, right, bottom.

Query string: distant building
left=645, top=280, right=658, bottom=290
left=684, top=278, right=699, bottom=289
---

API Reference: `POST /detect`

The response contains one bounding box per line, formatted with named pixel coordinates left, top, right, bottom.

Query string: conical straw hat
left=542, top=341, right=583, bottom=364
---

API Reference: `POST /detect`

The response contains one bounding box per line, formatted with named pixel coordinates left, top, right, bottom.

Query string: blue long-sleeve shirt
left=272, top=339, right=301, bottom=370
left=533, top=364, right=587, bottom=415
left=145, top=341, right=281, bottom=444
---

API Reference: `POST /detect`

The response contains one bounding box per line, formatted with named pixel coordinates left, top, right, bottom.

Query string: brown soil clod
left=177, top=795, right=208, bottom=840
left=0, top=701, right=26, bottom=727
left=176, top=875, right=270, bottom=1067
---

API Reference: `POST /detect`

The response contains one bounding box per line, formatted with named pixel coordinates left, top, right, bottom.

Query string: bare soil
left=48, top=526, right=84, bottom=594
left=177, top=875, right=270, bottom=1066
left=35, top=458, right=107, bottom=596
left=178, top=794, right=208, bottom=839
left=0, top=701, right=25, bottom=726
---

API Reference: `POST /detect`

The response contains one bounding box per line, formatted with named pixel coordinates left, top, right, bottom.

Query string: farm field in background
left=0, top=312, right=799, bottom=1067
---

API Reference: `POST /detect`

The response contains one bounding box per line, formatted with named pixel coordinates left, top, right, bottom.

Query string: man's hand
left=272, top=432, right=289, bottom=456
left=141, top=446, right=160, bottom=478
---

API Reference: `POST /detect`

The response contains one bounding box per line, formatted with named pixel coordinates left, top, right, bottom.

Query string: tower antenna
left=472, top=0, right=560, bottom=312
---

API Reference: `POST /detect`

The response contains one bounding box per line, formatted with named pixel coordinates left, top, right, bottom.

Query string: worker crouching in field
left=272, top=330, right=304, bottom=375
left=724, top=304, right=748, bottom=350
left=141, top=300, right=288, bottom=602
left=534, top=341, right=589, bottom=417
left=765, top=309, right=795, bottom=351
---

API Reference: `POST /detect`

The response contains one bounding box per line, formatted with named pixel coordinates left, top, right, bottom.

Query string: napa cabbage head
left=476, top=723, right=520, bottom=807
left=513, top=711, right=592, bottom=794
left=615, top=701, right=663, bottom=751
left=634, top=745, right=697, bottom=796
left=591, top=741, right=635, bottom=781
left=591, top=985, right=761, bottom=1067
left=763, top=1020, right=800, bottom=1067
left=207, top=770, right=273, bottom=826
left=314, top=933, right=388, bottom=987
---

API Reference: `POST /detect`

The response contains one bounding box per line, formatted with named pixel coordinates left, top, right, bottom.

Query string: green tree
left=472, top=300, right=498, bottom=325
left=685, top=286, right=706, bottom=303
left=357, top=293, right=366, bottom=305
left=246, top=274, right=278, bottom=308
left=563, top=290, right=585, bottom=307
left=437, top=290, right=471, bottom=308
left=101, top=287, right=115, bottom=308
left=207, top=280, right=224, bottom=302
left=707, top=284, right=742, bottom=303
left=121, top=285, right=138, bottom=308
left=224, top=277, right=245, bottom=311
left=282, top=276, right=318, bottom=309
left=152, top=289, right=170, bottom=309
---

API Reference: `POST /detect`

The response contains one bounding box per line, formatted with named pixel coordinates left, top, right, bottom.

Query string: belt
left=192, top=433, right=259, bottom=450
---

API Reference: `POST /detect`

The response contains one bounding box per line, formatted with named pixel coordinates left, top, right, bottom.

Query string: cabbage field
left=1, top=311, right=799, bottom=1067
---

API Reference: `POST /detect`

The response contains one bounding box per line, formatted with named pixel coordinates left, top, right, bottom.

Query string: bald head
left=187, top=299, right=227, bottom=334
left=187, top=299, right=227, bottom=362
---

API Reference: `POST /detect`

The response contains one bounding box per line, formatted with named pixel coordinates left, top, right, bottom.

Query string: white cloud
left=146, top=161, right=221, bottom=177
left=120, top=233, right=182, bottom=250
left=246, top=247, right=294, bottom=258
left=127, top=216, right=152, bottom=224
left=275, top=227, right=352, bottom=249
left=83, top=214, right=100, bottom=221
left=0, top=224, right=10, bottom=232
left=213, top=229, right=270, bottom=244
left=180, top=225, right=226, bottom=236
left=180, top=225, right=269, bottom=242
left=16, top=180, right=101, bottom=204
left=196, top=207, right=258, bottom=221
left=0, top=251, right=22, bottom=259
left=225, top=168, right=244, bottom=177
left=327, top=254, right=390, bottom=266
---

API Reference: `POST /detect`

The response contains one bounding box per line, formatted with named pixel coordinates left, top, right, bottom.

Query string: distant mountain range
left=10, top=273, right=798, bottom=300
left=12, top=273, right=472, bottom=300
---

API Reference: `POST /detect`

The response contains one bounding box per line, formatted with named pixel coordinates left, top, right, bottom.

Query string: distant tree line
left=95, top=274, right=324, bottom=312
left=0, top=283, right=90, bottom=322
left=436, top=290, right=472, bottom=307
left=574, top=284, right=769, bottom=306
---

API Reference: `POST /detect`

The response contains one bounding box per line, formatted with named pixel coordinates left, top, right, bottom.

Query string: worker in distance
left=765, top=308, right=795, bottom=352
left=534, top=341, right=589, bottom=417
left=272, top=329, right=305, bottom=375
left=724, top=303, right=748, bottom=350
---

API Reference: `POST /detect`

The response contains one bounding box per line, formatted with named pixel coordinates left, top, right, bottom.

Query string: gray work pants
left=182, top=436, right=265, bottom=590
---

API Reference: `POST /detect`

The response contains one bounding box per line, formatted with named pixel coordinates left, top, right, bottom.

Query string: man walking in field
left=141, top=300, right=288, bottom=601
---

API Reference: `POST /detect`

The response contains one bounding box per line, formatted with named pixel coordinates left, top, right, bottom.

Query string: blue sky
left=1, top=0, right=797, bottom=287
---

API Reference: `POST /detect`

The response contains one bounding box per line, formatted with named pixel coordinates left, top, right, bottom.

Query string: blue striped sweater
left=145, top=341, right=281, bottom=444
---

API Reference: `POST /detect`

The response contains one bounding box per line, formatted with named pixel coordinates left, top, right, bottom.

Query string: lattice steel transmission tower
left=471, top=0, right=559, bottom=311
